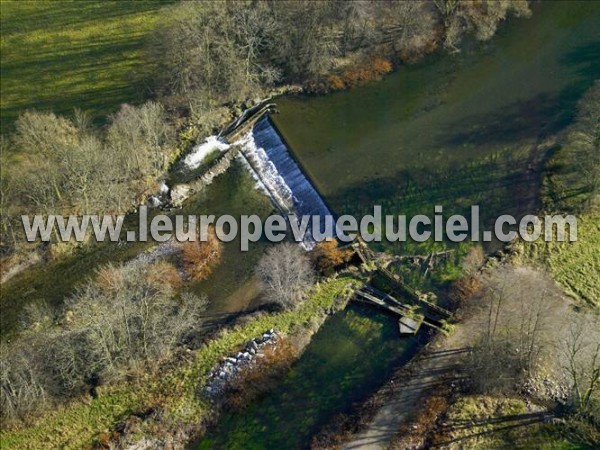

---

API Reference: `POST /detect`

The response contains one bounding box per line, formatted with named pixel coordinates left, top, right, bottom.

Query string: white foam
left=235, top=131, right=318, bottom=250
left=159, top=181, right=169, bottom=194
left=183, top=136, right=230, bottom=169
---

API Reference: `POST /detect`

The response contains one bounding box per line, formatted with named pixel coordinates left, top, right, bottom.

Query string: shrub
left=180, top=231, right=222, bottom=281
left=310, top=238, right=353, bottom=274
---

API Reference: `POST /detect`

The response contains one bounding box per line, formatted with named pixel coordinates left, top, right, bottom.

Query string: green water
left=180, top=162, right=274, bottom=315
left=272, top=1, right=600, bottom=253
left=198, top=305, right=422, bottom=449
left=197, top=2, right=599, bottom=448
left=0, top=161, right=273, bottom=336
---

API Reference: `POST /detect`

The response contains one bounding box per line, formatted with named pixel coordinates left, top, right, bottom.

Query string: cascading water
left=236, top=115, right=334, bottom=249
left=183, top=136, right=230, bottom=169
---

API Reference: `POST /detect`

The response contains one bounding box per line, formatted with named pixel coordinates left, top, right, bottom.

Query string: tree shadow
left=432, top=411, right=549, bottom=447
left=441, top=85, right=589, bottom=149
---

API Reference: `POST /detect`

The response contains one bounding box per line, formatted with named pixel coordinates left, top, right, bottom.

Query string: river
left=199, top=2, right=600, bottom=448
left=273, top=0, right=599, bottom=252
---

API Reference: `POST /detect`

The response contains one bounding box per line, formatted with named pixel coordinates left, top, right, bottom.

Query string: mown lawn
left=0, top=0, right=170, bottom=134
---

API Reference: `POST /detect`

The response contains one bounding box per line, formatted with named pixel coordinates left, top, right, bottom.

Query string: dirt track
left=342, top=265, right=589, bottom=450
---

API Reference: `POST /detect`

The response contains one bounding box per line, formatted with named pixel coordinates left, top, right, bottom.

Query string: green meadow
left=0, top=0, right=170, bottom=133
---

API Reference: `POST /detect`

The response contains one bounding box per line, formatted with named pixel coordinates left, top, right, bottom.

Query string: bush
left=308, top=57, right=393, bottom=93
left=310, top=238, right=353, bottom=274
left=180, top=231, right=222, bottom=281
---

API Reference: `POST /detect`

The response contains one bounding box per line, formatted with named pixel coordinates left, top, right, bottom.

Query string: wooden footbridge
left=351, top=239, right=451, bottom=335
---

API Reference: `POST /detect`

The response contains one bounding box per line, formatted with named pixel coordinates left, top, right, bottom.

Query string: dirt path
left=342, top=328, right=472, bottom=449
left=342, top=265, right=579, bottom=450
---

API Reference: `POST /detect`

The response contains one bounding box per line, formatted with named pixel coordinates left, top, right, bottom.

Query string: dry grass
left=513, top=213, right=600, bottom=308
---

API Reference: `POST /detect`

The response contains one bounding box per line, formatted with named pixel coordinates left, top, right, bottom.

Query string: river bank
left=0, top=277, right=358, bottom=449
left=3, top=2, right=599, bottom=449
left=317, top=253, right=599, bottom=449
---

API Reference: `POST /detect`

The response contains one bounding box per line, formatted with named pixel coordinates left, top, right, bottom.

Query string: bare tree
left=439, top=0, right=531, bottom=52
left=10, top=104, right=174, bottom=221
left=467, top=269, right=552, bottom=394
left=516, top=286, right=547, bottom=374
left=257, top=243, right=315, bottom=310
left=1, top=259, right=208, bottom=423
left=0, top=340, right=47, bottom=421
left=68, top=261, right=208, bottom=378
left=563, top=317, right=600, bottom=413
left=391, top=1, right=437, bottom=60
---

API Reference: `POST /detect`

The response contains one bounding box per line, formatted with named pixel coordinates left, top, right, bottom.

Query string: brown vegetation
left=222, top=338, right=298, bottom=412
left=308, top=57, right=393, bottom=94
left=466, top=269, right=552, bottom=394
left=390, top=388, right=451, bottom=450
left=449, top=276, right=482, bottom=309
left=309, top=238, right=353, bottom=274
left=0, top=260, right=208, bottom=424
left=180, top=231, right=223, bottom=281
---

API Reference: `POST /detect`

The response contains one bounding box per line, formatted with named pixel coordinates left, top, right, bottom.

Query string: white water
left=235, top=131, right=296, bottom=213
left=235, top=116, right=334, bottom=249
left=183, top=136, right=230, bottom=169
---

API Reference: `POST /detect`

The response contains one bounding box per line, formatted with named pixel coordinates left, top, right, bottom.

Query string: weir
left=236, top=115, right=334, bottom=249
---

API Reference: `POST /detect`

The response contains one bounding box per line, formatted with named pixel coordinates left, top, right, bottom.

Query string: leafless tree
left=390, top=1, right=437, bottom=60
left=68, top=261, right=208, bottom=378
left=438, top=0, right=531, bottom=52
left=563, top=317, right=600, bottom=413
left=257, top=243, right=315, bottom=310
left=467, top=269, right=552, bottom=394
left=1, top=260, right=208, bottom=423
left=0, top=340, right=47, bottom=421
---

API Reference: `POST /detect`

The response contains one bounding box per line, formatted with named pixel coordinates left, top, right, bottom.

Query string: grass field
left=0, top=0, right=170, bottom=134
left=514, top=213, right=600, bottom=308
left=441, top=395, right=599, bottom=448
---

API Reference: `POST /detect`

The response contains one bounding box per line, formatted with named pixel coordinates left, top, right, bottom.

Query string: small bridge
left=350, top=239, right=451, bottom=335
left=355, top=286, right=446, bottom=335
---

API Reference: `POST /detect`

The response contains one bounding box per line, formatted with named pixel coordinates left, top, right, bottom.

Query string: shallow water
left=198, top=305, right=423, bottom=449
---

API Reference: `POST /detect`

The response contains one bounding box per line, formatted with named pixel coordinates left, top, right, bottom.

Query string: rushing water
left=238, top=115, right=334, bottom=249
left=198, top=2, right=599, bottom=448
